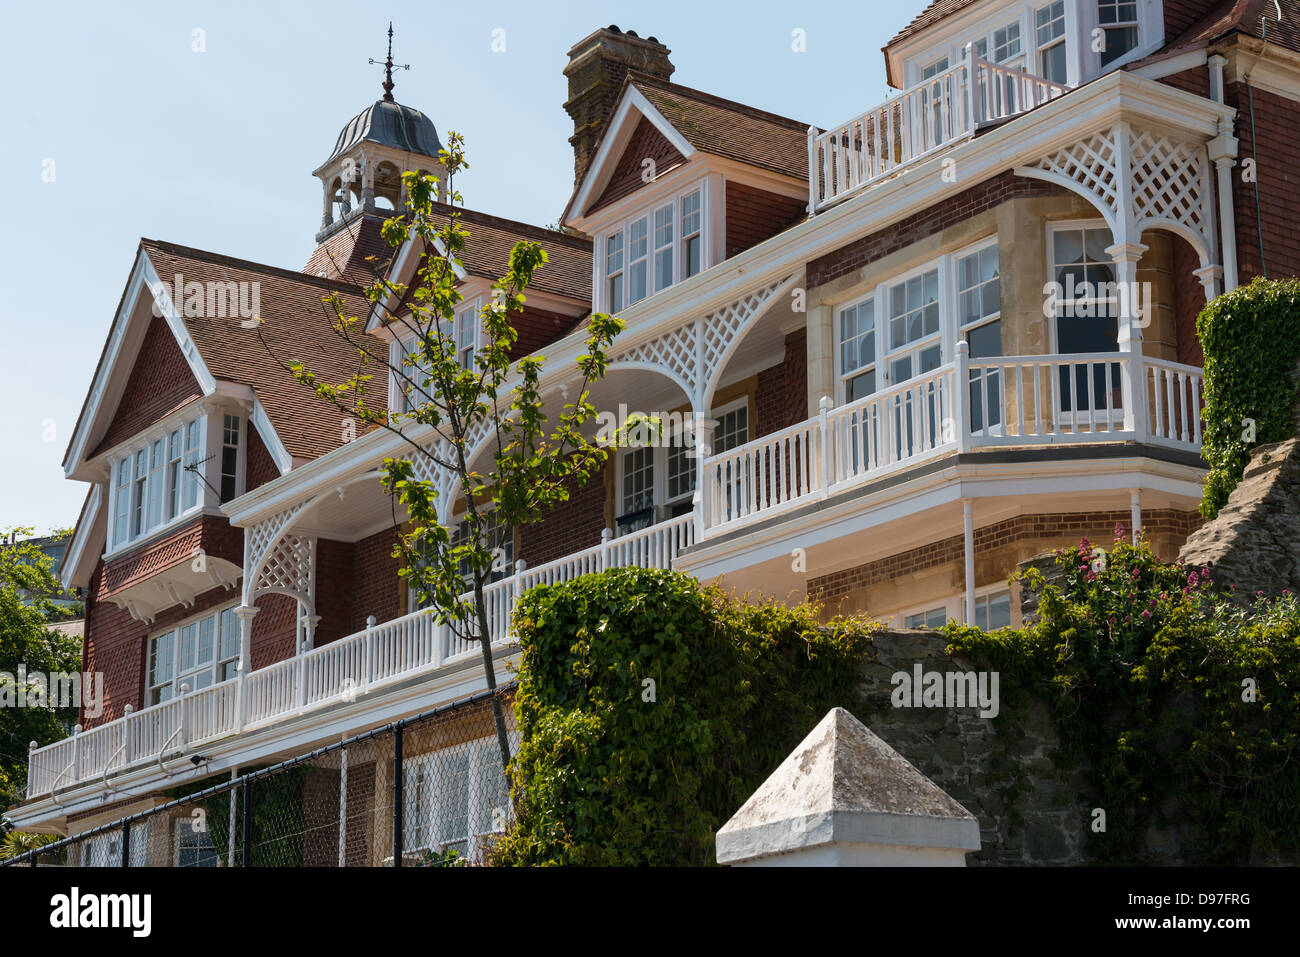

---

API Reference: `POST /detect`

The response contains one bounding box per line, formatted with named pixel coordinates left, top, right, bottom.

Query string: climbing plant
left=1197, top=277, right=1300, bottom=519
left=490, top=567, right=876, bottom=866
left=947, top=529, right=1300, bottom=864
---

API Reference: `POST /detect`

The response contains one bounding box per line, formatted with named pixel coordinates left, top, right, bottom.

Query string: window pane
left=436, top=751, right=470, bottom=847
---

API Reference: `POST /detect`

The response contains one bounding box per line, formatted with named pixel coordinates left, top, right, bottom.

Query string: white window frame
left=454, top=296, right=484, bottom=370
left=597, top=179, right=708, bottom=313
left=833, top=238, right=1008, bottom=406
left=955, top=237, right=1004, bottom=436
left=105, top=406, right=226, bottom=555
left=1034, top=0, right=1069, bottom=85
left=402, top=733, right=520, bottom=864
left=145, top=601, right=241, bottom=706
left=893, top=583, right=1016, bottom=630
left=174, top=818, right=219, bottom=867
left=615, top=397, right=747, bottom=535
left=1045, top=219, right=1123, bottom=425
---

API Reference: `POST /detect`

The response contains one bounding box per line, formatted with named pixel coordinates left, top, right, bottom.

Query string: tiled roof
left=1163, top=0, right=1300, bottom=55
left=425, top=204, right=593, bottom=303
left=304, top=213, right=395, bottom=286
left=626, top=73, right=811, bottom=181
left=886, top=0, right=983, bottom=47
left=142, top=239, right=383, bottom=461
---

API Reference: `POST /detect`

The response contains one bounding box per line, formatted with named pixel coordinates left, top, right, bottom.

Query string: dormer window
left=973, top=21, right=1023, bottom=65
left=106, top=408, right=238, bottom=554
left=1035, top=2, right=1068, bottom=85
left=599, top=182, right=707, bottom=313
left=1097, top=0, right=1139, bottom=66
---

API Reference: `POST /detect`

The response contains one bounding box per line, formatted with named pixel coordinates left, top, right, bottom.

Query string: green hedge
left=1197, top=277, right=1300, bottom=519
left=491, top=567, right=875, bottom=866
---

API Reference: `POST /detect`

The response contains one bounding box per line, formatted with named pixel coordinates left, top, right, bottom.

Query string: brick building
left=10, top=1, right=1300, bottom=863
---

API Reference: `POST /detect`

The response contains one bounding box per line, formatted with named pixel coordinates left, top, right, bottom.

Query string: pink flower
left=1141, top=610, right=1151, bottom=619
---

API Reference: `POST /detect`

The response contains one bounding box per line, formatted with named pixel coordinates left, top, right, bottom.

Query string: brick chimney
left=564, top=26, right=674, bottom=187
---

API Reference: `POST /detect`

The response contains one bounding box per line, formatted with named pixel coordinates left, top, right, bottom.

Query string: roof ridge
left=623, top=70, right=810, bottom=131
left=430, top=203, right=593, bottom=249
left=140, top=238, right=366, bottom=293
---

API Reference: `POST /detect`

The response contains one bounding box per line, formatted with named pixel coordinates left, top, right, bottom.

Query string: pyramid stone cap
left=716, top=707, right=980, bottom=863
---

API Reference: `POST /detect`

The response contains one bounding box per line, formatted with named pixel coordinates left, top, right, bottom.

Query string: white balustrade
left=1144, top=358, right=1205, bottom=449
left=809, top=52, right=1070, bottom=213
left=26, top=513, right=697, bottom=798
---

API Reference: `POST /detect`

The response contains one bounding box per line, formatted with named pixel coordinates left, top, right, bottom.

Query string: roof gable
left=590, top=114, right=687, bottom=214
left=565, top=73, right=809, bottom=223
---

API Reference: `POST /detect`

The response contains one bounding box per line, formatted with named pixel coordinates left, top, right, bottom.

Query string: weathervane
left=369, top=22, right=410, bottom=102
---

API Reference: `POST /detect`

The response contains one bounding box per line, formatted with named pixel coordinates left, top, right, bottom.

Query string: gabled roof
left=886, top=0, right=983, bottom=48
left=564, top=72, right=810, bottom=223
left=368, top=204, right=593, bottom=333
left=141, top=239, right=382, bottom=462
left=1158, top=0, right=1297, bottom=56
left=64, top=239, right=385, bottom=484
left=628, top=73, right=810, bottom=180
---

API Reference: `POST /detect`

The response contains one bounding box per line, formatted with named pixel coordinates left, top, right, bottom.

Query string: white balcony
left=809, top=50, right=1071, bottom=214
left=699, top=349, right=1205, bottom=536
left=25, top=514, right=696, bottom=800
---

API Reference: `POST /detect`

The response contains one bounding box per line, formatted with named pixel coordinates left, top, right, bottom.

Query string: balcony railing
left=809, top=50, right=1071, bottom=214
left=25, top=514, right=697, bottom=800
left=701, top=351, right=1205, bottom=535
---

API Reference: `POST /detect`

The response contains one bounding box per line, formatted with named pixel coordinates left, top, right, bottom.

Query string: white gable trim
left=61, top=485, right=103, bottom=591
left=567, top=85, right=698, bottom=223
left=250, top=398, right=293, bottom=476
left=63, top=250, right=221, bottom=481
left=366, top=234, right=468, bottom=335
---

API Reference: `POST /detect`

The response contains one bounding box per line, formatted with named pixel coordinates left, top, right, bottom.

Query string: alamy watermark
left=150, top=273, right=261, bottom=327
left=890, top=664, right=999, bottom=719
left=1042, top=276, right=1153, bottom=327
left=0, top=666, right=104, bottom=718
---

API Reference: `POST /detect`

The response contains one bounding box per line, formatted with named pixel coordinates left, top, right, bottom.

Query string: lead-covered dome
left=326, top=99, right=442, bottom=163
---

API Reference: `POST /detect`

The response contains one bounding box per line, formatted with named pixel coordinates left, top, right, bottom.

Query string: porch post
left=1108, top=241, right=1149, bottom=444
left=962, top=499, right=976, bottom=626
left=693, top=415, right=718, bottom=538
left=1207, top=56, right=1239, bottom=292
left=234, top=604, right=258, bottom=731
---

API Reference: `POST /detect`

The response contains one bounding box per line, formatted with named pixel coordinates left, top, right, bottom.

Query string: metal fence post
left=241, top=776, right=251, bottom=868
left=121, top=819, right=130, bottom=867
left=392, top=723, right=403, bottom=868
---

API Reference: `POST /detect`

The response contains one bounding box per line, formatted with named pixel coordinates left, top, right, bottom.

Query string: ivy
left=491, top=567, right=876, bottom=866
left=1197, top=277, right=1300, bottom=519
left=948, top=530, right=1300, bottom=864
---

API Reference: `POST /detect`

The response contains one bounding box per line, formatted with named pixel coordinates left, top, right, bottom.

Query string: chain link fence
left=5, top=688, right=515, bottom=868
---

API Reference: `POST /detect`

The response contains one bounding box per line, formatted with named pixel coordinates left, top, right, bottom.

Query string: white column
left=1194, top=264, right=1224, bottom=303
left=1108, top=241, right=1149, bottom=443
left=300, top=614, right=322, bottom=652
left=1207, top=55, right=1239, bottom=293
left=1129, top=489, right=1142, bottom=545
left=693, top=415, right=718, bottom=539
left=234, top=604, right=258, bottom=674
left=963, top=499, right=976, bottom=626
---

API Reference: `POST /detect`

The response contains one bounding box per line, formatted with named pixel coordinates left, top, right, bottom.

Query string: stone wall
left=857, top=629, right=1090, bottom=866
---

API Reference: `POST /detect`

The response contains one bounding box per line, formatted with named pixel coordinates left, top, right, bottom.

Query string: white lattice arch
left=613, top=322, right=700, bottom=402
left=702, top=274, right=799, bottom=410
left=241, top=470, right=385, bottom=609
left=1017, top=122, right=1217, bottom=265
left=601, top=359, right=695, bottom=410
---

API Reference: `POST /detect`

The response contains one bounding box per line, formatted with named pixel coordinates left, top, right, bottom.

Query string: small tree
left=261, top=134, right=623, bottom=776
left=0, top=527, right=82, bottom=811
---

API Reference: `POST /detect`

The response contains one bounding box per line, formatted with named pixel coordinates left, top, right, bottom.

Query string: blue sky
left=0, top=0, right=901, bottom=534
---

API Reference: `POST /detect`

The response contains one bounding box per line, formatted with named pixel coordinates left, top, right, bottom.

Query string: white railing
left=703, top=349, right=1204, bottom=535
left=1144, top=357, right=1205, bottom=449
left=967, top=353, right=1129, bottom=442
left=809, top=51, right=1071, bottom=213
left=26, top=514, right=696, bottom=799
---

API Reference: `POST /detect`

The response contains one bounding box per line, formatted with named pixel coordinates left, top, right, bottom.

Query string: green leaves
left=1197, top=277, right=1300, bottom=519
left=491, top=569, right=876, bottom=866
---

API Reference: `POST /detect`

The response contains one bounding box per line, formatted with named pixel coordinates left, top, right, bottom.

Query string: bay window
left=146, top=603, right=240, bottom=705
left=1048, top=222, right=1121, bottom=416
left=600, top=182, right=706, bottom=312
left=957, top=242, right=1002, bottom=432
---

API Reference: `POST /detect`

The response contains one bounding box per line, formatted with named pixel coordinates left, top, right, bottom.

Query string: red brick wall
left=514, top=304, right=584, bottom=359
left=313, top=537, right=356, bottom=647
left=1172, top=235, right=1207, bottom=366
left=808, top=509, right=1204, bottom=606
left=807, top=172, right=1067, bottom=289
left=81, top=564, right=242, bottom=728
left=250, top=594, right=298, bottom=670
left=1226, top=82, right=1300, bottom=282
left=590, top=116, right=686, bottom=214
left=1159, top=66, right=1210, bottom=98
left=246, top=425, right=281, bottom=492
left=93, top=316, right=203, bottom=456
left=755, top=329, right=808, bottom=436
left=349, top=526, right=402, bottom=633
left=518, top=462, right=609, bottom=568
left=100, top=515, right=242, bottom=597
left=725, top=181, right=806, bottom=259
